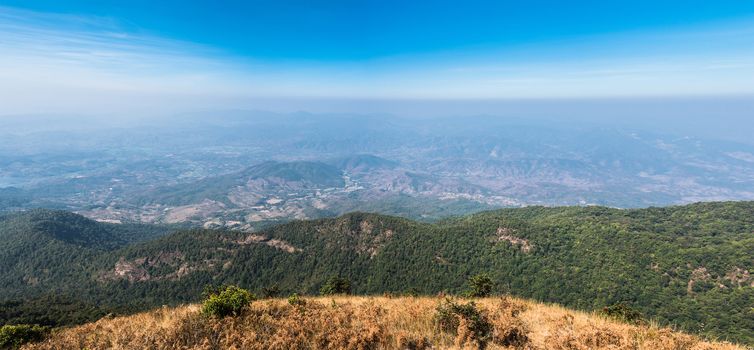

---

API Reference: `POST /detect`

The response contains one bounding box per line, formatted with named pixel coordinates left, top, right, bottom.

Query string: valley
left=3, top=113, right=754, bottom=230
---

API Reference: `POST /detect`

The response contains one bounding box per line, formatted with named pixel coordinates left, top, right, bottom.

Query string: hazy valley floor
left=22, top=296, right=746, bottom=350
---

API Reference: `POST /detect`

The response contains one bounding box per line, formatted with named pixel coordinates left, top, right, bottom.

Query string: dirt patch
left=355, top=220, right=395, bottom=258
left=111, top=257, right=150, bottom=282
left=360, top=220, right=374, bottom=235
left=235, top=234, right=301, bottom=253
left=687, top=267, right=712, bottom=294
left=495, top=227, right=533, bottom=253
left=724, top=267, right=752, bottom=288
left=163, top=200, right=226, bottom=223
left=102, top=251, right=221, bottom=282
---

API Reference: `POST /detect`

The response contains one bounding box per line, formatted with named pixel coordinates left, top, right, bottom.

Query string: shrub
left=465, top=273, right=493, bottom=298
left=319, top=276, right=351, bottom=295
left=201, top=285, right=255, bottom=318
left=287, top=293, right=306, bottom=307
left=0, top=324, right=49, bottom=349
left=435, top=298, right=492, bottom=349
left=600, top=302, right=646, bottom=325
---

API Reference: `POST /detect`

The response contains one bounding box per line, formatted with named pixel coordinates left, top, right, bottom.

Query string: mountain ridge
left=1, top=202, right=752, bottom=344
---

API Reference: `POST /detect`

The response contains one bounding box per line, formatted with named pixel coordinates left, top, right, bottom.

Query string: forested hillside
left=1, top=202, right=753, bottom=344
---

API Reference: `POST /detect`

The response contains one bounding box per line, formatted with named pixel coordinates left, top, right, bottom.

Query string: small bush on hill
left=435, top=298, right=492, bottom=349
left=465, top=273, right=494, bottom=298
left=0, top=324, right=49, bottom=349
left=201, top=285, right=255, bottom=318
left=287, top=293, right=306, bottom=307
left=600, top=302, right=646, bottom=325
left=320, top=276, right=351, bottom=295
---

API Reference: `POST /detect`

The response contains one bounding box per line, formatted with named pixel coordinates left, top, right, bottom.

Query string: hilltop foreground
left=23, top=296, right=745, bottom=350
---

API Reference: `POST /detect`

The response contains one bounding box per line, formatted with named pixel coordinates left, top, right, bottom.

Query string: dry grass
left=23, top=296, right=747, bottom=350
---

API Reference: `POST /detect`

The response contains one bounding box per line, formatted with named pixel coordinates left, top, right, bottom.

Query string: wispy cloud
left=0, top=6, right=359, bottom=115
left=0, top=6, right=254, bottom=89
left=0, top=5, right=753, bottom=115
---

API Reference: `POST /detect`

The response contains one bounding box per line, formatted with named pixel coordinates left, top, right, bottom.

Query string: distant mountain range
left=1, top=202, right=752, bottom=344
left=3, top=112, right=754, bottom=228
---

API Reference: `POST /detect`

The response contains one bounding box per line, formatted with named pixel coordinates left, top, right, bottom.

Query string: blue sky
left=1, top=1, right=754, bottom=114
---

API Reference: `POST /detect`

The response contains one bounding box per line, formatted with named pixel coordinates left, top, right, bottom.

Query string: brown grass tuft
left=22, top=296, right=747, bottom=350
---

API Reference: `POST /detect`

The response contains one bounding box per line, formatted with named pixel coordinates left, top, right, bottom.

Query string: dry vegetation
left=23, top=296, right=747, bottom=350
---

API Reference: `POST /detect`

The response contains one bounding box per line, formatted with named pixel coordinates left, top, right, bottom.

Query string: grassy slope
left=23, top=296, right=747, bottom=350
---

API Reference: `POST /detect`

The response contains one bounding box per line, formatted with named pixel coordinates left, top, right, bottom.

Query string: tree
left=466, top=274, right=493, bottom=298
left=0, top=324, right=49, bottom=349
left=320, top=276, right=352, bottom=295
left=201, top=285, right=255, bottom=318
